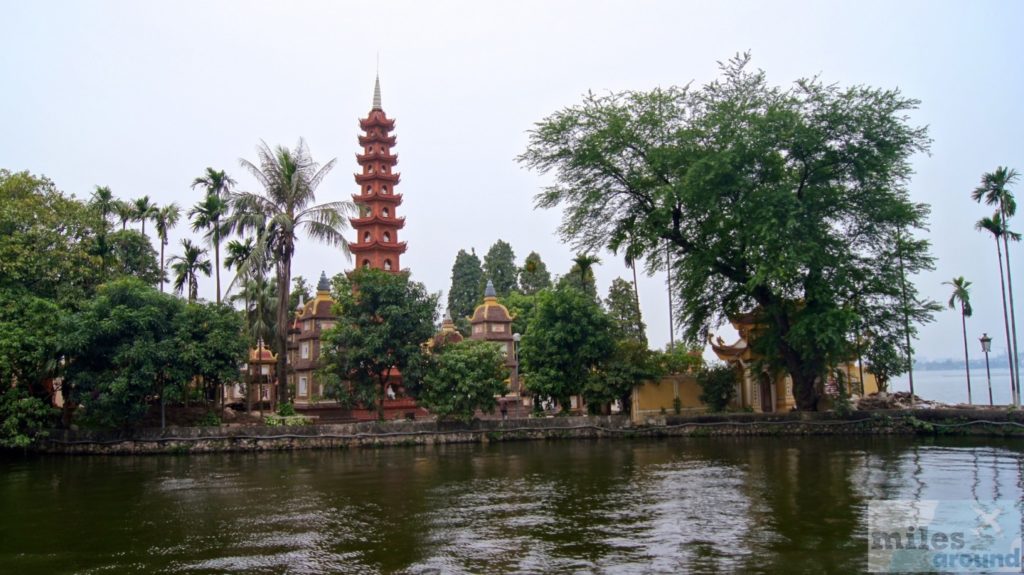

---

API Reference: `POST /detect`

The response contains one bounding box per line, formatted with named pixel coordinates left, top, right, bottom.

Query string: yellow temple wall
left=631, top=374, right=706, bottom=422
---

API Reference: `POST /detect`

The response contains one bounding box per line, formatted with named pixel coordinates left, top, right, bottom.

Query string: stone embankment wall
left=33, top=410, right=1024, bottom=455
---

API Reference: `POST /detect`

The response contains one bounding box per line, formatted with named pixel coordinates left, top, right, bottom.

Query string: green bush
left=696, top=364, right=737, bottom=412
left=277, top=402, right=297, bottom=417
left=196, top=411, right=221, bottom=427
left=0, top=388, right=54, bottom=448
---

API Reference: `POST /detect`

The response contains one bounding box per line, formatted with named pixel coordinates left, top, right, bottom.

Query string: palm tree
left=113, top=200, right=134, bottom=231
left=944, top=276, right=974, bottom=404
left=154, top=204, right=181, bottom=293
left=89, top=186, right=116, bottom=230
left=132, top=196, right=159, bottom=237
left=231, top=139, right=353, bottom=405
left=192, top=169, right=237, bottom=305
left=189, top=192, right=230, bottom=304
left=169, top=239, right=212, bottom=302
left=973, top=167, right=1020, bottom=404
left=977, top=214, right=1020, bottom=403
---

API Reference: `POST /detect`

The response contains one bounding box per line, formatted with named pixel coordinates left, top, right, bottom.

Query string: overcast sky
left=3, top=0, right=1023, bottom=365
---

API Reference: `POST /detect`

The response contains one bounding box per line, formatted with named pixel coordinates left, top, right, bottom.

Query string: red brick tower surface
left=350, top=75, right=406, bottom=272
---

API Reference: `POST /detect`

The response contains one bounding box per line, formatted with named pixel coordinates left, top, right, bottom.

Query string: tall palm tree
left=169, top=239, right=212, bottom=302
left=189, top=193, right=230, bottom=304
left=113, top=200, right=134, bottom=231
left=973, top=167, right=1020, bottom=404
left=944, top=276, right=974, bottom=404
left=231, top=139, right=353, bottom=405
left=89, top=186, right=116, bottom=231
left=132, top=196, right=159, bottom=237
left=977, top=214, right=1020, bottom=403
left=154, top=204, right=181, bottom=293
left=225, top=237, right=258, bottom=343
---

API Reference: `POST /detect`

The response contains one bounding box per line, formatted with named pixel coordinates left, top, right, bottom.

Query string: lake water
left=891, top=368, right=1016, bottom=405
left=2, top=437, right=1022, bottom=574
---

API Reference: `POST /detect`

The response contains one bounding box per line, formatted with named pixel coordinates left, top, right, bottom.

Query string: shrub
left=696, top=364, right=737, bottom=412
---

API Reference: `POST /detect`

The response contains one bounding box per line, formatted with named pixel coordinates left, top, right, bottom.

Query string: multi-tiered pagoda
left=350, top=75, right=406, bottom=272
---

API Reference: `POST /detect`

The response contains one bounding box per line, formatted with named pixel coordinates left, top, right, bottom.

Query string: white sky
left=2, top=0, right=1022, bottom=362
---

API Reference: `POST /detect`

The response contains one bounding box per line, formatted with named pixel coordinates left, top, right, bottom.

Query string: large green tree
left=519, top=54, right=937, bottom=410
left=519, top=283, right=615, bottom=411
left=320, top=269, right=438, bottom=419
left=482, top=239, right=519, bottom=296
left=175, top=301, right=248, bottom=415
left=107, top=229, right=161, bottom=286
left=419, top=339, right=508, bottom=423
left=605, top=277, right=646, bottom=343
left=231, top=139, right=353, bottom=405
left=447, top=248, right=484, bottom=326
left=518, top=251, right=552, bottom=295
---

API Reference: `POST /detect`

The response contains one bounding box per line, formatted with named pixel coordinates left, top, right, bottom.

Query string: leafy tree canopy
left=518, top=251, right=552, bottom=295
left=482, top=239, right=519, bottom=297
left=320, top=269, right=438, bottom=418
left=107, top=229, right=162, bottom=286
left=419, top=339, right=508, bottom=423
left=519, top=53, right=937, bottom=410
left=605, top=277, right=646, bottom=343
left=447, top=248, right=484, bottom=328
left=519, top=283, right=615, bottom=410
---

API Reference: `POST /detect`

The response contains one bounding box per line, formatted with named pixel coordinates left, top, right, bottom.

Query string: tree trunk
left=994, top=236, right=1015, bottom=404
left=160, top=240, right=165, bottom=293
left=1001, top=227, right=1019, bottom=405
left=960, top=304, right=972, bottom=404
left=276, top=258, right=292, bottom=407
left=160, top=391, right=166, bottom=430
left=214, top=228, right=222, bottom=305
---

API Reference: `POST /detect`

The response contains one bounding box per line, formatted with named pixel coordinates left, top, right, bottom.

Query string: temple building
left=286, top=272, right=336, bottom=406
left=349, top=75, right=406, bottom=273
left=708, top=310, right=879, bottom=412
left=226, top=339, right=277, bottom=412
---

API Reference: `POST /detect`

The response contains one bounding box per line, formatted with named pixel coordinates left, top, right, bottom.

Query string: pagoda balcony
left=358, top=134, right=396, bottom=147
left=359, top=116, right=396, bottom=130
left=349, top=214, right=406, bottom=228
left=349, top=240, right=408, bottom=253
left=351, top=193, right=403, bottom=206
left=356, top=152, right=398, bottom=165
left=354, top=172, right=400, bottom=185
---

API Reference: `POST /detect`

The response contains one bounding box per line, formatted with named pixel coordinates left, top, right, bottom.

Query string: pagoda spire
left=372, top=74, right=382, bottom=110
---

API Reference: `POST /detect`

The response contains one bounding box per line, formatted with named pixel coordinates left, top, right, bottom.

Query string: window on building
left=301, top=342, right=310, bottom=359
left=384, top=259, right=392, bottom=271
left=383, top=232, right=391, bottom=243
left=473, top=325, right=483, bottom=334
left=491, top=324, right=506, bottom=332
left=382, top=208, right=389, bottom=218
left=299, top=377, right=308, bottom=397
left=363, top=232, right=371, bottom=243
left=363, top=260, right=370, bottom=269
left=381, top=186, right=388, bottom=195
left=260, top=365, right=270, bottom=376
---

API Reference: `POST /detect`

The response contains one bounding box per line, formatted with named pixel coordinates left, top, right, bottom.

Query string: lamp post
left=512, top=332, right=521, bottom=396
left=980, top=333, right=994, bottom=406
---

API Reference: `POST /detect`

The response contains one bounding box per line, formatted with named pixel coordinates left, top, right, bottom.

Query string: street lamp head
left=513, top=332, right=521, bottom=342
left=980, top=333, right=992, bottom=353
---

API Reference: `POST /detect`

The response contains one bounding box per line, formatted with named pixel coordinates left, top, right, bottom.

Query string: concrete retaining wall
left=31, top=410, right=1024, bottom=455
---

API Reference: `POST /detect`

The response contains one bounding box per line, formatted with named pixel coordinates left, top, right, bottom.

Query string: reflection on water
left=1, top=437, right=1022, bottom=574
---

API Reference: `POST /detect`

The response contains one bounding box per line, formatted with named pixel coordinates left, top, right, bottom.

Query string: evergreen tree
left=518, top=251, right=552, bottom=295
left=483, top=239, right=519, bottom=296
left=447, top=248, right=484, bottom=323
left=605, top=277, right=646, bottom=343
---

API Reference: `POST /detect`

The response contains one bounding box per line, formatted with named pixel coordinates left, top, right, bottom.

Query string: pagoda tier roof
left=354, top=172, right=400, bottom=185
left=356, top=152, right=398, bottom=165
left=349, top=241, right=408, bottom=254
left=358, top=134, right=396, bottom=147
left=708, top=332, right=750, bottom=362
left=359, top=115, right=396, bottom=131
left=351, top=193, right=403, bottom=206
left=349, top=214, right=406, bottom=228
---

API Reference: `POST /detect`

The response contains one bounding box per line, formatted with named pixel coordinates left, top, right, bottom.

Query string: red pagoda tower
left=350, top=75, right=406, bottom=272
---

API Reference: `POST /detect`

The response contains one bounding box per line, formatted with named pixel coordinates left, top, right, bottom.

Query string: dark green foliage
left=0, top=387, right=55, bottom=448
left=320, top=269, right=438, bottom=418
left=107, top=230, right=162, bottom=286
left=519, top=54, right=937, bottom=410
left=503, top=290, right=536, bottom=337
left=482, top=239, right=519, bottom=297
left=518, top=251, right=552, bottom=295
left=419, top=339, right=508, bottom=423
left=176, top=301, right=248, bottom=404
left=277, top=402, right=297, bottom=417
left=658, top=343, right=705, bottom=374
left=519, top=284, right=615, bottom=410
left=605, top=277, right=646, bottom=343
left=63, top=279, right=186, bottom=429
left=447, top=249, right=484, bottom=327
left=583, top=338, right=663, bottom=412
left=697, top=364, right=738, bottom=412
left=0, top=289, right=62, bottom=398
left=557, top=255, right=600, bottom=300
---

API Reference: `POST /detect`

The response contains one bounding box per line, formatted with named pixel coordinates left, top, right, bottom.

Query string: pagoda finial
left=484, top=279, right=496, bottom=298
left=317, top=271, right=330, bottom=293
left=372, top=74, right=382, bottom=110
